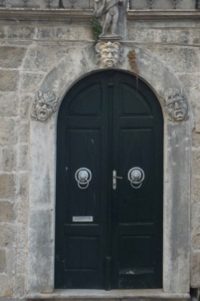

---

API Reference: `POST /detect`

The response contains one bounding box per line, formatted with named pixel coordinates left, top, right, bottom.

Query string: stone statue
left=31, top=91, right=58, bottom=122
left=165, top=89, right=188, bottom=121
left=94, top=0, right=124, bottom=38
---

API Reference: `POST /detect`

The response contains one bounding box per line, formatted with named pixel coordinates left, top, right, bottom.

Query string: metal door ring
left=128, top=167, right=145, bottom=189
left=75, top=168, right=92, bottom=189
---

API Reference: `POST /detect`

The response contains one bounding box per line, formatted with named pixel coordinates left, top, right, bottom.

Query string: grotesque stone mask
left=31, top=91, right=58, bottom=122
left=95, top=41, right=123, bottom=68
left=165, top=89, right=188, bottom=121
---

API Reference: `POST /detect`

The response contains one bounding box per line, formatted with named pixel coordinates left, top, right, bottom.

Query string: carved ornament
left=95, top=41, right=124, bottom=68
left=31, top=91, right=58, bottom=122
left=164, top=88, right=188, bottom=121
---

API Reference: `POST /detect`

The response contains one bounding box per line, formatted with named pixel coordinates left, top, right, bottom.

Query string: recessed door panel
left=65, top=236, right=100, bottom=270
left=119, top=83, right=152, bottom=116
left=69, top=84, right=102, bottom=116
left=66, top=129, right=101, bottom=221
left=55, top=71, right=163, bottom=290
left=119, top=235, right=154, bottom=270
left=118, top=129, right=153, bottom=222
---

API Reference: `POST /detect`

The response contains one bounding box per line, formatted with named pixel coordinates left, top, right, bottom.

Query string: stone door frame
left=27, top=45, right=191, bottom=295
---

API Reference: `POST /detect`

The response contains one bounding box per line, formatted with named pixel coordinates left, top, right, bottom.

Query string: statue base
left=99, top=34, right=121, bottom=41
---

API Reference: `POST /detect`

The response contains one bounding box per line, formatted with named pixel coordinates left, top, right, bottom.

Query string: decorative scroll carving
left=165, top=89, right=188, bottom=121
left=31, top=91, right=58, bottom=122
left=94, top=0, right=125, bottom=38
left=95, top=41, right=124, bottom=68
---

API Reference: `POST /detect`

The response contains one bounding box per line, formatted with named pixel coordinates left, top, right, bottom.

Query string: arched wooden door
left=55, top=70, right=163, bottom=290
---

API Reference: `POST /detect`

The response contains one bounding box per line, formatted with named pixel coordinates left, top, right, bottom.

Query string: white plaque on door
left=72, top=216, right=93, bottom=222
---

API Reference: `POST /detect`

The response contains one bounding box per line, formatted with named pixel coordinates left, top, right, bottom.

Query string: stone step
left=27, top=289, right=190, bottom=301
left=26, top=297, right=190, bottom=301
left=27, top=298, right=189, bottom=301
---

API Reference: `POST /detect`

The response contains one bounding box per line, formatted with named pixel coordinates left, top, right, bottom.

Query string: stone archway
left=27, top=45, right=191, bottom=296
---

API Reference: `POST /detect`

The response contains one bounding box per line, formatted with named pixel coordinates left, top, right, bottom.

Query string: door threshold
left=27, top=289, right=190, bottom=300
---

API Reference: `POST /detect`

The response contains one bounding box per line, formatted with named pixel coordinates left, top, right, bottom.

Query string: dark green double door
left=55, top=71, right=163, bottom=290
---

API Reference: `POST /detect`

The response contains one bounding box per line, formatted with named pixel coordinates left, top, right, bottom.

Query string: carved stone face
left=95, top=41, right=123, bottom=68
left=32, top=91, right=58, bottom=122
left=166, top=96, right=188, bottom=121
left=35, top=99, right=54, bottom=121
left=101, top=45, right=119, bottom=67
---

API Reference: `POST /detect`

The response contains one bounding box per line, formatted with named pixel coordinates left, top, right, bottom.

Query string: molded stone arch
left=35, top=45, right=189, bottom=121
left=28, top=45, right=191, bottom=296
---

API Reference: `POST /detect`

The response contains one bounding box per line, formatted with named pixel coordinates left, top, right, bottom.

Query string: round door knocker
left=127, top=167, right=145, bottom=189
left=75, top=168, right=92, bottom=189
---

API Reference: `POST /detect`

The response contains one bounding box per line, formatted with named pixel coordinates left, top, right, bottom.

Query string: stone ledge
left=127, top=10, right=200, bottom=20
left=0, top=8, right=199, bottom=22
left=0, top=8, right=93, bottom=22
left=27, top=289, right=190, bottom=300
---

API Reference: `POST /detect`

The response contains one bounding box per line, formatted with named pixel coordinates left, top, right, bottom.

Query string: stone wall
left=0, top=9, right=199, bottom=300
left=0, top=26, right=31, bottom=300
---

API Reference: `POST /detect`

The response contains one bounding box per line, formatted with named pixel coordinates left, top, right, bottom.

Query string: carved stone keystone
left=31, top=91, right=58, bottom=122
left=95, top=40, right=124, bottom=68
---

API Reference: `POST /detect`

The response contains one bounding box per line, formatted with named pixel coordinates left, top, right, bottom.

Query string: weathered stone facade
left=0, top=1, right=200, bottom=300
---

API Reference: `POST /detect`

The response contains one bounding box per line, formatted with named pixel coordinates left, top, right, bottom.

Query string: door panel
left=119, top=83, right=152, bottom=116
left=119, top=235, right=154, bottom=271
left=67, top=129, right=101, bottom=221
left=55, top=71, right=163, bottom=290
left=69, top=84, right=102, bottom=116
left=65, top=236, right=100, bottom=269
left=118, top=129, right=153, bottom=222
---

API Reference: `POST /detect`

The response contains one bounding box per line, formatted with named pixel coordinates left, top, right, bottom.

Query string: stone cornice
left=0, top=8, right=199, bottom=22
left=127, top=9, right=200, bottom=20
left=0, top=8, right=94, bottom=22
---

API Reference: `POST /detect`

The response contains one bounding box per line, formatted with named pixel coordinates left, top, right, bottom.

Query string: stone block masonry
left=0, top=33, right=31, bottom=299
